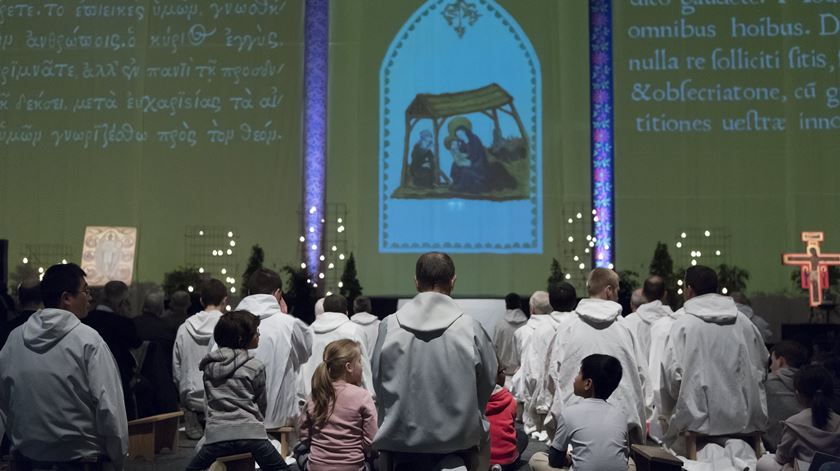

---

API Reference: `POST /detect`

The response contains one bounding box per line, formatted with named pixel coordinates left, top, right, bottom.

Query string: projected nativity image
left=394, top=84, right=526, bottom=201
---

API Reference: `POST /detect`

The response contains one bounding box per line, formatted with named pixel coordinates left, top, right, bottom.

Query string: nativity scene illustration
left=392, top=83, right=530, bottom=201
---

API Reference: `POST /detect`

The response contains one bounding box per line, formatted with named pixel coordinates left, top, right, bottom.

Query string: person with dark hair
left=757, top=365, right=840, bottom=471
left=83, top=280, right=142, bottom=419
left=765, top=341, right=810, bottom=451
left=620, top=276, right=674, bottom=423
left=493, top=293, right=527, bottom=389
left=299, top=294, right=372, bottom=402
left=0, top=277, right=41, bottom=349
left=542, top=268, right=648, bottom=444
left=173, top=278, right=227, bottom=439
left=660, top=265, right=769, bottom=450
left=732, top=292, right=773, bottom=343
left=371, top=252, right=497, bottom=470
left=165, top=290, right=191, bottom=331
left=529, top=354, right=629, bottom=471
left=235, top=268, right=312, bottom=430
left=513, top=286, right=578, bottom=435
left=0, top=263, right=128, bottom=468
left=351, top=295, right=380, bottom=355
left=185, top=310, right=289, bottom=471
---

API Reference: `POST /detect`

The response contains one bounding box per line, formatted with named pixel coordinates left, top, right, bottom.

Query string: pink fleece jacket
left=299, top=380, right=377, bottom=471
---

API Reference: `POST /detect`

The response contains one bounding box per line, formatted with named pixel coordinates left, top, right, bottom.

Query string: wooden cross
left=782, top=232, right=840, bottom=307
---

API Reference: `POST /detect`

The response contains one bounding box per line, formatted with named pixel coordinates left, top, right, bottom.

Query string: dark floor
left=125, top=433, right=547, bottom=471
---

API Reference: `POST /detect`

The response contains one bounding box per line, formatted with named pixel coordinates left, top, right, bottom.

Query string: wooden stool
left=266, top=426, right=295, bottom=458
left=682, top=431, right=763, bottom=460
left=213, top=453, right=254, bottom=471
left=630, top=445, right=684, bottom=471
left=127, top=410, right=184, bottom=461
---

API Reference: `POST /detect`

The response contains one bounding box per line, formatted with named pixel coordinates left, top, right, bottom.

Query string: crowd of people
left=1, top=253, right=839, bottom=471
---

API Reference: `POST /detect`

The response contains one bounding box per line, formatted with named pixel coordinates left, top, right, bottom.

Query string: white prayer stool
left=211, top=453, right=254, bottom=471
left=682, top=431, right=763, bottom=460
left=127, top=410, right=184, bottom=461
left=266, top=426, right=295, bottom=458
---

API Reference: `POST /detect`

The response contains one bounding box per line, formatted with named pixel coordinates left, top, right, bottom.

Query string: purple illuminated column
left=589, top=0, right=614, bottom=268
left=303, top=0, right=328, bottom=278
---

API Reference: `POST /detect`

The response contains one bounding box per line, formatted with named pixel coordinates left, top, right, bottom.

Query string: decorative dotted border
left=589, top=0, right=614, bottom=267
left=381, top=0, right=541, bottom=251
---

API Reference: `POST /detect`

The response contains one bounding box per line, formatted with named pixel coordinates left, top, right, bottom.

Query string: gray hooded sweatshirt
left=765, top=367, right=803, bottom=451
left=371, top=292, right=497, bottom=455
left=0, top=308, right=128, bottom=468
left=201, top=348, right=268, bottom=444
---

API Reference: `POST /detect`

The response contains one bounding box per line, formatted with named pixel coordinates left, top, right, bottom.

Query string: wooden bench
left=630, top=445, right=684, bottom=471
left=212, top=453, right=254, bottom=471
left=127, top=410, right=184, bottom=461
left=266, top=426, right=295, bottom=458
left=682, top=431, right=762, bottom=460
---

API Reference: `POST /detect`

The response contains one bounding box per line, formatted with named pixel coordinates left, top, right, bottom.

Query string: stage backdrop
left=613, top=1, right=840, bottom=293
left=0, top=0, right=304, bottom=284
left=328, top=0, right=592, bottom=296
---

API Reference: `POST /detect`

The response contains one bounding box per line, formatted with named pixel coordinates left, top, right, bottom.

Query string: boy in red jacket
left=487, top=366, right=528, bottom=470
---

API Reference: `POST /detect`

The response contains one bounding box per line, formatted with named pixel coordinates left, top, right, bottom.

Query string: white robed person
left=0, top=263, right=128, bottom=469
left=659, top=265, right=769, bottom=464
left=298, top=293, right=373, bottom=402
left=234, top=268, right=313, bottom=429
left=542, top=268, right=648, bottom=444
left=512, top=285, right=578, bottom=434
left=731, top=291, right=773, bottom=343
left=350, top=295, right=381, bottom=355
left=621, top=276, right=674, bottom=419
left=493, top=292, right=527, bottom=388
left=371, top=252, right=497, bottom=471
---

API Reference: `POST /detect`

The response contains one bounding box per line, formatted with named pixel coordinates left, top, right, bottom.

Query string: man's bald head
left=529, top=291, right=552, bottom=314
left=587, top=268, right=619, bottom=301
left=642, top=275, right=666, bottom=303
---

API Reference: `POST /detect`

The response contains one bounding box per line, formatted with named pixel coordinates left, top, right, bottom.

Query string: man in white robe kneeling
left=660, top=265, right=769, bottom=458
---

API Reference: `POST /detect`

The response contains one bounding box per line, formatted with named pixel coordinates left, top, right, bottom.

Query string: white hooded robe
left=173, top=309, right=222, bottom=411
left=660, top=294, right=769, bottom=443
left=351, top=311, right=381, bottom=356
left=236, top=294, right=313, bottom=428
left=493, top=308, right=528, bottom=377
left=544, top=298, right=648, bottom=443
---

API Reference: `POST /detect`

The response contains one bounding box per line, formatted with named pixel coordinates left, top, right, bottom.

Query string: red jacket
left=485, top=386, right=518, bottom=465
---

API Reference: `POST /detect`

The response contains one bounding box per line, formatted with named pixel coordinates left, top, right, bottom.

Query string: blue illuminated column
left=303, top=0, right=328, bottom=279
left=589, top=0, right=614, bottom=268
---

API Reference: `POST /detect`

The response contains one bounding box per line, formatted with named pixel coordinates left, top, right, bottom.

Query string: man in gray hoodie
left=0, top=263, right=128, bottom=468
left=371, top=252, right=497, bottom=471
left=765, top=340, right=808, bottom=451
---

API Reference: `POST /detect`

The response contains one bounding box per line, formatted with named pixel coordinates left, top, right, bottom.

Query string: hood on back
left=735, top=303, right=755, bottom=320
left=486, top=385, right=514, bottom=415
left=575, top=298, right=622, bottom=324
left=395, top=291, right=462, bottom=333
left=636, top=300, right=673, bottom=324
left=503, top=308, right=528, bottom=324
left=784, top=410, right=840, bottom=452
left=684, top=294, right=738, bottom=323
left=771, top=367, right=797, bottom=392
left=351, top=312, right=379, bottom=325
left=236, top=294, right=281, bottom=320
left=312, top=312, right=352, bottom=334
left=200, top=347, right=253, bottom=381
left=22, top=309, right=80, bottom=353
left=185, top=310, right=222, bottom=344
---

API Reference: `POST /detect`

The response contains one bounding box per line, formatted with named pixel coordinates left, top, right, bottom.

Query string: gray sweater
left=201, top=348, right=268, bottom=444
left=765, top=367, right=803, bottom=452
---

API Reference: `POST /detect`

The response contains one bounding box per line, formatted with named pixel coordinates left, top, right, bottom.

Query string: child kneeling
left=185, top=310, right=289, bottom=471
left=529, top=354, right=629, bottom=471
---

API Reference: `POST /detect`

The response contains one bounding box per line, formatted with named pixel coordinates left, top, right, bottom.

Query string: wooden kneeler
left=630, top=445, right=684, bottom=471
left=213, top=453, right=254, bottom=471
left=266, top=426, right=295, bottom=458
left=127, top=410, right=184, bottom=461
left=682, top=431, right=763, bottom=460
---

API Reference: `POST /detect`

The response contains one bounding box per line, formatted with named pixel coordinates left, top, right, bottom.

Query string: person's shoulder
left=74, top=321, right=109, bottom=343
left=242, top=355, right=266, bottom=375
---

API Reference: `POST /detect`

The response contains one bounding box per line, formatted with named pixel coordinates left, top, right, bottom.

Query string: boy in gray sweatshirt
left=185, top=310, right=289, bottom=471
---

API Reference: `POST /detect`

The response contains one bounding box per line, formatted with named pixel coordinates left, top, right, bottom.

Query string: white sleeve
left=290, top=318, right=313, bottom=372
left=87, top=341, right=129, bottom=470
